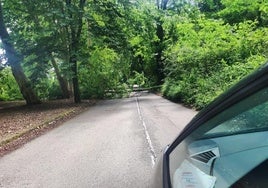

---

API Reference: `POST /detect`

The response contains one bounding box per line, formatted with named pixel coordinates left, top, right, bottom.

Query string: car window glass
left=205, top=100, right=268, bottom=137
left=169, top=87, right=268, bottom=188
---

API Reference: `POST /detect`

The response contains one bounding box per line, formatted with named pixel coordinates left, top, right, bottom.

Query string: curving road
left=0, top=93, right=196, bottom=188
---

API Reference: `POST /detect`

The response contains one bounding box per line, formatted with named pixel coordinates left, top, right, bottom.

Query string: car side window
left=169, top=87, right=268, bottom=188
left=205, top=101, right=268, bottom=137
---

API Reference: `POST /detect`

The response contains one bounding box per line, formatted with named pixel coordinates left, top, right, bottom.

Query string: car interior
left=169, top=87, right=268, bottom=188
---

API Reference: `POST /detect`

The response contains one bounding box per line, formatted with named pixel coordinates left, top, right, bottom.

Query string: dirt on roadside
left=0, top=99, right=96, bottom=157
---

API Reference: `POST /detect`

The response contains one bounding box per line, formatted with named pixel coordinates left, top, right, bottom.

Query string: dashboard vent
left=191, top=150, right=216, bottom=163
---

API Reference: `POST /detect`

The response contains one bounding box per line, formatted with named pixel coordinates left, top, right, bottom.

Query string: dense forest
left=0, top=0, right=267, bottom=109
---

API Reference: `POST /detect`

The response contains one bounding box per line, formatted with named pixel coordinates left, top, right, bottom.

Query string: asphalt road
left=0, top=93, right=196, bottom=188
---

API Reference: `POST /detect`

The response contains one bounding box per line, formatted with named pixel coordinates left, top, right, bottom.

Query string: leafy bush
left=47, top=82, right=63, bottom=100
left=127, top=71, right=150, bottom=88
left=79, top=47, right=129, bottom=99
left=163, top=56, right=266, bottom=109
left=162, top=16, right=268, bottom=109
left=0, top=67, right=23, bottom=101
left=161, top=79, right=182, bottom=102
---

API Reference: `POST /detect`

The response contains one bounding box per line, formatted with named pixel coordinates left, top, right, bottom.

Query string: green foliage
left=79, top=47, right=128, bottom=99
left=127, top=71, right=149, bottom=88
left=193, top=56, right=266, bottom=109
left=47, top=82, right=64, bottom=100
left=161, top=79, right=182, bottom=102
left=1, top=0, right=268, bottom=106
left=198, top=0, right=223, bottom=14
left=217, top=0, right=268, bottom=26
left=125, top=1, right=166, bottom=85
left=0, top=68, right=23, bottom=101
left=162, top=14, right=268, bottom=109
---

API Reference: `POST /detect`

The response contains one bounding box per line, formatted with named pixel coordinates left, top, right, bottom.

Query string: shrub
left=0, top=67, right=23, bottom=101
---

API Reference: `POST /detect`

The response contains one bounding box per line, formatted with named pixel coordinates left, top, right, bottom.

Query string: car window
left=205, top=101, right=268, bottom=137
left=169, top=87, right=268, bottom=188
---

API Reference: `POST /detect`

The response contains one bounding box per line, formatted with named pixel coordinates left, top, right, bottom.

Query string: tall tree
left=155, top=0, right=185, bottom=84
left=51, top=56, right=70, bottom=99
left=65, top=0, right=86, bottom=103
left=2, top=0, right=72, bottom=100
left=0, top=1, right=40, bottom=105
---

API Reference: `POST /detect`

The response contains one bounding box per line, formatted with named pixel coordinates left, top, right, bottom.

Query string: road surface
left=0, top=93, right=196, bottom=188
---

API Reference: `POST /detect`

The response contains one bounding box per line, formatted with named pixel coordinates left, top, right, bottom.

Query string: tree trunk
left=160, top=0, right=169, bottom=10
left=154, top=0, right=169, bottom=84
left=66, top=0, right=86, bottom=103
left=70, top=50, right=81, bottom=103
left=0, top=2, right=40, bottom=105
left=51, top=57, right=70, bottom=99
left=155, top=18, right=165, bottom=84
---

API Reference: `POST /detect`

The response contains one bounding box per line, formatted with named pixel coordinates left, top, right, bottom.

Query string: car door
left=162, top=63, right=268, bottom=188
